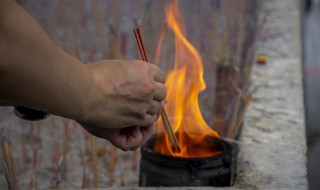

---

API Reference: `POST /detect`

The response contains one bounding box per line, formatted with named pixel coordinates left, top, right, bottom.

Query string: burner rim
left=141, top=135, right=233, bottom=169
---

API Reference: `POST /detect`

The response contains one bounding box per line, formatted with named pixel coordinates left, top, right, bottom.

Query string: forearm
left=0, top=0, right=92, bottom=120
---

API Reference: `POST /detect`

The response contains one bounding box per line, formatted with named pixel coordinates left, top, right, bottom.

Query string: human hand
left=82, top=123, right=155, bottom=151
left=81, top=100, right=166, bottom=151
left=79, top=60, right=166, bottom=130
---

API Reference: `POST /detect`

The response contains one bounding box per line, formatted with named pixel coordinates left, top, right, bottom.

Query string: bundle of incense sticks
left=133, top=28, right=180, bottom=152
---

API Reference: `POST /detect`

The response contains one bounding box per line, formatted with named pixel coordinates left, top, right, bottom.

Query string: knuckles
left=134, top=102, right=149, bottom=117
left=143, top=81, right=156, bottom=96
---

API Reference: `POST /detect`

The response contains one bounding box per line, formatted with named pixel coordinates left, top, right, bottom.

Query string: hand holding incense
left=133, top=28, right=181, bottom=153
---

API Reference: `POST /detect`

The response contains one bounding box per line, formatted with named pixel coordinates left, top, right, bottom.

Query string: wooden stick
left=110, top=146, right=117, bottom=170
left=81, top=175, right=89, bottom=189
left=3, top=161, right=14, bottom=190
left=80, top=149, right=89, bottom=189
left=161, top=110, right=181, bottom=152
left=91, top=136, right=99, bottom=188
left=234, top=95, right=252, bottom=137
left=62, top=119, right=69, bottom=180
left=80, top=153, right=88, bottom=189
left=8, top=141, right=16, bottom=184
left=131, top=149, right=139, bottom=171
left=51, top=156, right=64, bottom=189
left=1, top=138, right=15, bottom=189
left=228, top=78, right=252, bottom=138
left=133, top=28, right=181, bottom=152
left=226, top=97, right=241, bottom=139
left=120, top=171, right=125, bottom=187
left=1, top=138, right=10, bottom=176
left=230, top=77, right=250, bottom=102
left=108, top=145, right=117, bottom=186
left=28, top=178, right=35, bottom=189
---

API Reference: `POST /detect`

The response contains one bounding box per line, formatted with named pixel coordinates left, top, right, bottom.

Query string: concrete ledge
left=233, top=0, right=307, bottom=189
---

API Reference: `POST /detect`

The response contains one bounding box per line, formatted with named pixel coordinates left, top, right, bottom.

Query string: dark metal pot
left=139, top=135, right=235, bottom=187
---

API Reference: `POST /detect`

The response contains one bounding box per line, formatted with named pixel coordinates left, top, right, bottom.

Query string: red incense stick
left=133, top=30, right=144, bottom=60
left=133, top=28, right=181, bottom=152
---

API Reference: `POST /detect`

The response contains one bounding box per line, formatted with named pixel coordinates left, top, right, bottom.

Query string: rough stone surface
left=234, top=0, right=308, bottom=189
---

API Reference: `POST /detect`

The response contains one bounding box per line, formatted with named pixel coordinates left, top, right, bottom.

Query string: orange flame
left=154, top=0, right=221, bottom=158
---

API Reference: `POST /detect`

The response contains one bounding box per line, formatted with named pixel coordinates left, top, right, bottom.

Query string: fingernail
left=161, top=99, right=167, bottom=106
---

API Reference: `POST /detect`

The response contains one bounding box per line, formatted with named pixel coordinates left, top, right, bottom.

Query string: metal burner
left=139, top=136, right=235, bottom=187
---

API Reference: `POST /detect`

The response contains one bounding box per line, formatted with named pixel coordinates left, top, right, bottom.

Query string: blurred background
left=0, top=0, right=259, bottom=189
left=1, top=0, right=319, bottom=189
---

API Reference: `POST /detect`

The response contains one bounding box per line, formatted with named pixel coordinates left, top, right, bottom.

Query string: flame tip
left=154, top=0, right=220, bottom=158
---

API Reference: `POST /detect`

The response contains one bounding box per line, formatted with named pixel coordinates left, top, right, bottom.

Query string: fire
left=154, top=0, right=221, bottom=158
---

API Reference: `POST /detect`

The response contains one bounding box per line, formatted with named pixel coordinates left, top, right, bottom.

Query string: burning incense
left=133, top=28, right=181, bottom=152
left=160, top=110, right=180, bottom=152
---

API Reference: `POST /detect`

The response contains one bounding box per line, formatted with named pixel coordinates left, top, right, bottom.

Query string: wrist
left=72, top=62, right=95, bottom=123
left=47, top=50, right=96, bottom=123
left=75, top=63, right=100, bottom=125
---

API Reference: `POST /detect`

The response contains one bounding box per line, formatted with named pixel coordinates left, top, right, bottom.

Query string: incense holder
left=139, top=135, right=235, bottom=187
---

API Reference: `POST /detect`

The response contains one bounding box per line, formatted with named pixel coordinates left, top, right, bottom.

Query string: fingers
left=139, top=122, right=155, bottom=146
left=153, top=82, right=166, bottom=101
left=122, top=126, right=142, bottom=150
left=146, top=100, right=161, bottom=115
left=120, top=124, right=155, bottom=151
left=150, top=64, right=166, bottom=83
left=150, top=64, right=166, bottom=102
left=112, top=126, right=143, bottom=151
left=139, top=99, right=164, bottom=126
left=81, top=124, right=155, bottom=151
left=138, top=113, right=155, bottom=127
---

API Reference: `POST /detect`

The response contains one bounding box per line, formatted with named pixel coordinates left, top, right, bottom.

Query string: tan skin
left=0, top=0, right=166, bottom=151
